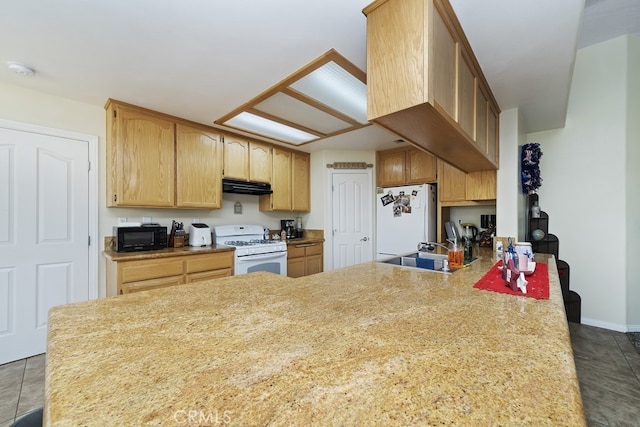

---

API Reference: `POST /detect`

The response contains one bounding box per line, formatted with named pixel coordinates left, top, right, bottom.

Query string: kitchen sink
left=378, top=252, right=477, bottom=273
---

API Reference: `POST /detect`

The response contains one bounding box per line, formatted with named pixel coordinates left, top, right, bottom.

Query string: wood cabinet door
left=431, top=0, right=457, bottom=120
left=113, top=106, right=175, bottom=207
left=249, top=141, right=272, bottom=183
left=475, top=85, right=489, bottom=155
left=270, top=147, right=292, bottom=210
left=176, top=124, right=222, bottom=209
left=406, top=149, right=437, bottom=183
left=364, top=0, right=425, bottom=120
left=458, top=49, right=476, bottom=140
left=287, top=257, right=306, bottom=278
left=223, top=135, right=249, bottom=180
left=438, top=160, right=466, bottom=202
left=487, top=104, right=499, bottom=165
left=305, top=254, right=323, bottom=276
left=292, top=152, right=310, bottom=212
left=377, top=150, right=406, bottom=187
left=466, top=170, right=496, bottom=200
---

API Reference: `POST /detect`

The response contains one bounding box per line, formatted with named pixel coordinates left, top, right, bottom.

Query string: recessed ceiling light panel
left=290, top=61, right=367, bottom=124
left=224, top=112, right=317, bottom=144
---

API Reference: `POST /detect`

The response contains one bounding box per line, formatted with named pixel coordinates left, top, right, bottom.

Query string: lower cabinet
left=287, top=242, right=323, bottom=278
left=106, top=251, right=234, bottom=295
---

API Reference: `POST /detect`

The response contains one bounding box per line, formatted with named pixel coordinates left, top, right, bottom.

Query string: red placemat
left=473, top=262, right=549, bottom=299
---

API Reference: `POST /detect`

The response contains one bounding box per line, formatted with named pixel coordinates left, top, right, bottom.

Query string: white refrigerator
left=376, top=184, right=437, bottom=260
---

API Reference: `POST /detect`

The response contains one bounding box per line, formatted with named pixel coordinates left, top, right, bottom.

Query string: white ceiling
left=1, top=0, right=638, bottom=153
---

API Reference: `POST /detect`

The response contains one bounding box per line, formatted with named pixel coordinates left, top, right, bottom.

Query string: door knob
left=360, top=237, right=368, bottom=241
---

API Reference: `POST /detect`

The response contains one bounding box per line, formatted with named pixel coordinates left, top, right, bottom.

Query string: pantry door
left=331, top=171, right=373, bottom=269
left=0, top=122, right=96, bottom=364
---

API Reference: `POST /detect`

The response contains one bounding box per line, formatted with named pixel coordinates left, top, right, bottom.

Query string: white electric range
left=214, top=224, right=287, bottom=276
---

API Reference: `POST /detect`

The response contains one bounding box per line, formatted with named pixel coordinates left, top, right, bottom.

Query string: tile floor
left=1, top=325, right=639, bottom=426
left=0, top=354, right=45, bottom=427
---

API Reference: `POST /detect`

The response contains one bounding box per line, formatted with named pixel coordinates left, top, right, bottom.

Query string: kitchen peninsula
left=44, top=252, right=585, bottom=426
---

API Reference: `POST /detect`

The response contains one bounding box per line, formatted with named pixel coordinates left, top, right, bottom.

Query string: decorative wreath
left=521, top=143, right=543, bottom=195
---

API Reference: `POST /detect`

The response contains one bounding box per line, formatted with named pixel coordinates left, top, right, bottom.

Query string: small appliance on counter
left=280, top=219, right=298, bottom=239
left=113, top=224, right=167, bottom=252
left=188, top=223, right=212, bottom=247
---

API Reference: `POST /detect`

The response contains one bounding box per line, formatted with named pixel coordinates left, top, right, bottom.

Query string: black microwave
left=113, top=225, right=168, bottom=252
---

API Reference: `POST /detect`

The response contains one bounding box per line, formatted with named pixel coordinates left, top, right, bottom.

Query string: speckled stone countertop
left=45, top=250, right=585, bottom=426
left=103, top=244, right=234, bottom=261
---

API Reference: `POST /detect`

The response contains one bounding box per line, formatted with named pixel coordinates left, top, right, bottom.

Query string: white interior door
left=0, top=127, right=90, bottom=364
left=331, top=172, right=373, bottom=269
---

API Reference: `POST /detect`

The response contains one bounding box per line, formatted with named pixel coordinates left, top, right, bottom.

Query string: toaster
left=188, top=223, right=212, bottom=247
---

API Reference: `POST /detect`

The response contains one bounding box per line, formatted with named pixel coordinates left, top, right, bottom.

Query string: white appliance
left=189, top=223, right=212, bottom=247
left=214, top=224, right=287, bottom=276
left=376, top=184, right=437, bottom=260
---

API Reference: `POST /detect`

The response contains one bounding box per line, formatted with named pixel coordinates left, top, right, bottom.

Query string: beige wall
left=626, top=36, right=640, bottom=329
left=527, top=36, right=636, bottom=331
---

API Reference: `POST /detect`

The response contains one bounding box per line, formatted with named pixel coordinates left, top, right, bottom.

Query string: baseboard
left=580, top=317, right=637, bottom=333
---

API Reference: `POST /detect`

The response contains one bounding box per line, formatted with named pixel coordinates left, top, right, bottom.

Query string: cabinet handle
left=295, top=244, right=315, bottom=248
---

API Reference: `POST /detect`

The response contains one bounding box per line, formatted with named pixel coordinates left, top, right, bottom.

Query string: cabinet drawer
left=305, top=244, right=322, bottom=256
left=121, top=275, right=184, bottom=294
left=185, top=252, right=234, bottom=273
left=287, top=245, right=306, bottom=259
left=120, top=258, right=184, bottom=283
left=186, top=268, right=232, bottom=283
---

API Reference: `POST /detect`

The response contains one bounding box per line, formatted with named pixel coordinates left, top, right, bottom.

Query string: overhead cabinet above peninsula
left=363, top=0, right=500, bottom=172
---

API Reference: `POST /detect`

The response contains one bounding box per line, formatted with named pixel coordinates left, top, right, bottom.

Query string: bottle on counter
left=463, top=226, right=473, bottom=265
left=264, top=228, right=270, bottom=240
left=281, top=230, right=287, bottom=241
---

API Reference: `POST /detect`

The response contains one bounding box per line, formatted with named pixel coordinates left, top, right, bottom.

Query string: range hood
left=222, top=178, right=273, bottom=195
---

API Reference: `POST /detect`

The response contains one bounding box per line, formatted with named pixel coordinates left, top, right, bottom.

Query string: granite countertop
left=103, top=244, right=235, bottom=261
left=45, top=250, right=585, bottom=426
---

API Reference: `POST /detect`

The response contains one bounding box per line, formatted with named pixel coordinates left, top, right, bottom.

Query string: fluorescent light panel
left=224, top=112, right=317, bottom=144
left=290, top=61, right=368, bottom=124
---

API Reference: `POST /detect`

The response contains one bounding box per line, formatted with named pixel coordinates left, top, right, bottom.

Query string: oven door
left=235, top=251, right=287, bottom=276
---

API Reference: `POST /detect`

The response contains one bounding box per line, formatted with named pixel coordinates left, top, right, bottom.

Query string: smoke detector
left=7, top=61, right=36, bottom=77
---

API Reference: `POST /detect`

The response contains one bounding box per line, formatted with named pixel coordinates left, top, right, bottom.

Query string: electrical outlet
left=192, top=218, right=200, bottom=224
left=142, top=216, right=152, bottom=224
left=117, top=217, right=127, bottom=224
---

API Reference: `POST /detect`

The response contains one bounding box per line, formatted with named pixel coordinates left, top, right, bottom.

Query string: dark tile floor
left=569, top=323, right=640, bottom=426
left=0, top=354, right=45, bottom=427
left=1, top=325, right=639, bottom=426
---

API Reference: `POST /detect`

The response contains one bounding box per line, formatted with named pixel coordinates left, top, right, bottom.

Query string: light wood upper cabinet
left=363, top=0, right=500, bottom=173
left=223, top=137, right=272, bottom=183
left=407, top=149, right=437, bottom=184
left=249, top=141, right=272, bottom=183
left=176, top=123, right=223, bottom=209
left=377, top=149, right=406, bottom=187
left=438, top=159, right=496, bottom=203
left=377, top=147, right=436, bottom=187
left=292, top=151, right=311, bottom=212
left=438, top=160, right=466, bottom=202
left=222, top=135, right=249, bottom=180
left=106, top=100, right=175, bottom=207
left=260, top=147, right=310, bottom=212
left=466, top=170, right=497, bottom=201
